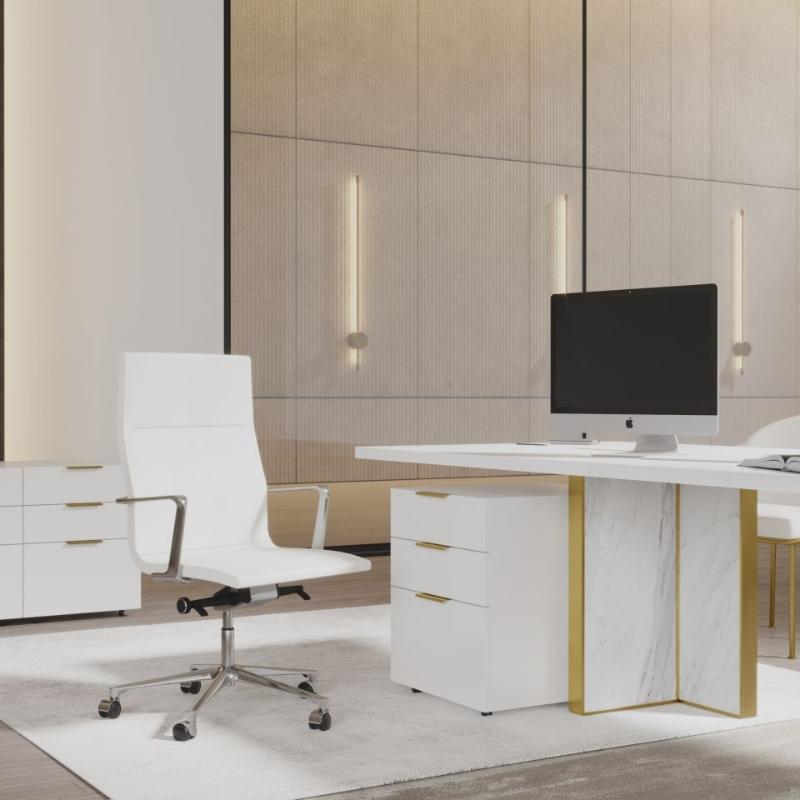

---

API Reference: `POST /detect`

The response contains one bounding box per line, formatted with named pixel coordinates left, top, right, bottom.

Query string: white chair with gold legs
left=97, top=353, right=371, bottom=740
left=757, top=516, right=800, bottom=658
left=744, top=415, right=800, bottom=658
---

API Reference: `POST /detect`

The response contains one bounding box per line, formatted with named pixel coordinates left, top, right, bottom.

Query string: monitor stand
left=632, top=434, right=679, bottom=454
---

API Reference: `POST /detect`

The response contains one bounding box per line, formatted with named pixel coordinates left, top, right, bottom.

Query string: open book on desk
left=739, top=453, right=800, bottom=472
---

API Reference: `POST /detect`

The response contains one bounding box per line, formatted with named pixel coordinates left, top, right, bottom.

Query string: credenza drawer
left=23, top=465, right=125, bottom=506
left=0, top=507, right=23, bottom=545
left=24, top=502, right=127, bottom=544
left=390, top=536, right=488, bottom=607
left=0, top=545, right=22, bottom=619
left=23, top=539, right=139, bottom=618
left=0, top=469, right=22, bottom=507
left=391, top=489, right=489, bottom=552
left=390, top=587, right=490, bottom=712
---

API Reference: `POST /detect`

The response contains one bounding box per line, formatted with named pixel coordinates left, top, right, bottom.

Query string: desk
left=356, top=442, right=800, bottom=719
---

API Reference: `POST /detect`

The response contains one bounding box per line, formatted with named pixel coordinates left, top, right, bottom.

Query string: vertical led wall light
left=732, top=208, right=750, bottom=374
left=346, top=174, right=368, bottom=369
left=555, top=194, right=568, bottom=293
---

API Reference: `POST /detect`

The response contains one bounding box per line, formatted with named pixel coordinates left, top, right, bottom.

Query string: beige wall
left=232, top=0, right=583, bottom=485
left=232, top=0, right=800, bottom=490
left=4, top=0, right=225, bottom=462
left=587, top=0, right=800, bottom=443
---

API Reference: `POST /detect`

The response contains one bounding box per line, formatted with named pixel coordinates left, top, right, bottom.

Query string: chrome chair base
left=97, top=609, right=331, bottom=740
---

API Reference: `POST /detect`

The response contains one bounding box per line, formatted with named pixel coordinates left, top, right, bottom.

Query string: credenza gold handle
left=66, top=464, right=103, bottom=470
left=415, top=491, right=449, bottom=499
left=65, top=539, right=104, bottom=546
left=65, top=502, right=103, bottom=509
left=415, top=592, right=450, bottom=604
left=415, top=541, right=450, bottom=551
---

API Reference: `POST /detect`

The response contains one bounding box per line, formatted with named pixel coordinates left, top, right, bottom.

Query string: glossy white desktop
left=356, top=441, right=800, bottom=719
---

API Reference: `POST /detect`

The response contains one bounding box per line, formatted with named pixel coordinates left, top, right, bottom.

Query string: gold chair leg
left=789, top=544, right=797, bottom=659
left=769, top=543, right=777, bottom=627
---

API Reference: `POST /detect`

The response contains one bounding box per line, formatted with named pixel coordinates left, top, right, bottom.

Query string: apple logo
left=625, top=417, right=634, bottom=429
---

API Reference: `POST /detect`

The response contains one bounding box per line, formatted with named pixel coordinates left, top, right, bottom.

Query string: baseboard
left=326, top=542, right=390, bottom=557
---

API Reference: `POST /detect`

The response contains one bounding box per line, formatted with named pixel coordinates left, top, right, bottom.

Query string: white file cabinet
left=0, top=464, right=140, bottom=620
left=391, top=484, right=568, bottom=714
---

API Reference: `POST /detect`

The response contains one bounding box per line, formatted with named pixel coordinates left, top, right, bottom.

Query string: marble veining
left=583, top=478, right=677, bottom=712
left=679, top=485, right=741, bottom=714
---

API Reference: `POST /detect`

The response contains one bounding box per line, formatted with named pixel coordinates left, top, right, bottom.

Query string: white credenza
left=390, top=485, right=568, bottom=714
left=0, top=463, right=141, bottom=620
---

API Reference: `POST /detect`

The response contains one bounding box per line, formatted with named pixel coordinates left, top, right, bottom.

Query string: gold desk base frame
left=568, top=476, right=757, bottom=719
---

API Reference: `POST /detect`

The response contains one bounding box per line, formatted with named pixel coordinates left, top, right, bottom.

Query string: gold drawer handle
left=415, top=592, right=450, bottom=604
left=65, top=539, right=104, bottom=546
left=415, top=491, right=449, bottom=499
left=415, top=541, right=449, bottom=551
left=66, top=465, right=103, bottom=470
left=65, top=502, right=103, bottom=509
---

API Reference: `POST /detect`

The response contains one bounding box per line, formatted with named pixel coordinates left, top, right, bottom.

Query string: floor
left=1, top=545, right=799, bottom=800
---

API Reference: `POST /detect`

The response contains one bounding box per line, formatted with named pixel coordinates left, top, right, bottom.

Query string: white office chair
left=744, top=415, right=800, bottom=657
left=97, top=353, right=371, bottom=740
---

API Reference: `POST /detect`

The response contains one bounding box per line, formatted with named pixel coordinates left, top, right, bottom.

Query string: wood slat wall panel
left=297, top=0, right=418, bottom=149
left=231, top=134, right=296, bottom=397
left=230, top=0, right=800, bottom=511
left=295, top=141, right=417, bottom=397
left=418, top=0, right=529, bottom=160
left=418, top=153, right=531, bottom=397
left=296, top=399, right=418, bottom=482
left=231, top=0, right=296, bottom=137
left=530, top=0, right=583, bottom=166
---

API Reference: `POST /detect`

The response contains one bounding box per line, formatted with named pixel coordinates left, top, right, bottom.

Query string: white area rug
left=2, top=605, right=800, bottom=800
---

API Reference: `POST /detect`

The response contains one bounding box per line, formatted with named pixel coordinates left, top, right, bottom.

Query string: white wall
left=5, top=0, right=224, bottom=462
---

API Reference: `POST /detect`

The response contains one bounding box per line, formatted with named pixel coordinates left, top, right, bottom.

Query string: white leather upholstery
left=119, top=353, right=370, bottom=587
left=743, top=415, right=800, bottom=537
left=757, top=504, right=800, bottom=541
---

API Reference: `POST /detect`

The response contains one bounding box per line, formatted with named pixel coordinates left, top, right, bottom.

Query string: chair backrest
left=744, top=415, right=800, bottom=449
left=118, top=353, right=273, bottom=572
left=743, top=415, right=800, bottom=506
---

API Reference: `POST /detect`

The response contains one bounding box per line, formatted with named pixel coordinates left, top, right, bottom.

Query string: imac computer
left=550, top=284, right=718, bottom=453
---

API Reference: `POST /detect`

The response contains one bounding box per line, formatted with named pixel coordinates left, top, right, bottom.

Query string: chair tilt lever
left=277, top=584, right=311, bottom=601
left=177, top=584, right=311, bottom=616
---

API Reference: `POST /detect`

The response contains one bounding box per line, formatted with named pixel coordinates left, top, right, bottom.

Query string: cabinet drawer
left=0, top=545, right=23, bottom=619
left=391, top=537, right=488, bottom=606
left=23, top=465, right=125, bottom=506
left=24, top=503, right=127, bottom=544
left=23, top=539, right=140, bottom=617
left=0, top=469, right=22, bottom=507
left=391, top=489, right=488, bottom=552
left=390, top=587, right=489, bottom=712
left=0, top=507, right=23, bottom=545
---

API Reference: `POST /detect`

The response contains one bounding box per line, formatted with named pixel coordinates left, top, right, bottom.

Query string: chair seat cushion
left=140, top=541, right=371, bottom=588
left=758, top=503, right=800, bottom=541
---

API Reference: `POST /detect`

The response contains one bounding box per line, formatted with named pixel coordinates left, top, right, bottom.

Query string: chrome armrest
left=267, top=485, right=330, bottom=549
left=116, top=494, right=188, bottom=581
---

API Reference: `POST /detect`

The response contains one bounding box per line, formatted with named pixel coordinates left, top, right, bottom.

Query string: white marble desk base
left=569, top=477, right=757, bottom=718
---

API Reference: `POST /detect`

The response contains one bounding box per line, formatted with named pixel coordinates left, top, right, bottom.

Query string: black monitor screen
left=551, top=284, right=717, bottom=416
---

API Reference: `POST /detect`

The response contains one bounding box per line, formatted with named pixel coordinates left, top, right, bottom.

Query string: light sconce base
left=732, top=342, right=751, bottom=357
left=347, top=331, right=369, bottom=350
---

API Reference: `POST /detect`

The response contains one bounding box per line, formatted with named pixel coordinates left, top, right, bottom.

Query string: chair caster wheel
left=180, top=681, right=202, bottom=694
left=297, top=681, right=315, bottom=694
left=308, top=708, right=332, bottom=731
left=481, top=711, right=493, bottom=717
left=172, top=721, right=196, bottom=741
left=411, top=688, right=421, bottom=694
left=98, top=698, right=121, bottom=719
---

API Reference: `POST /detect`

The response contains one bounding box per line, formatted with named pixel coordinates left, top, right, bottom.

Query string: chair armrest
left=267, top=485, right=330, bottom=549
left=116, top=495, right=188, bottom=581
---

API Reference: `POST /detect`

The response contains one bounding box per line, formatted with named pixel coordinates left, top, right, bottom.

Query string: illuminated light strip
left=732, top=209, right=748, bottom=375
left=555, top=194, right=568, bottom=294
left=346, top=174, right=367, bottom=370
